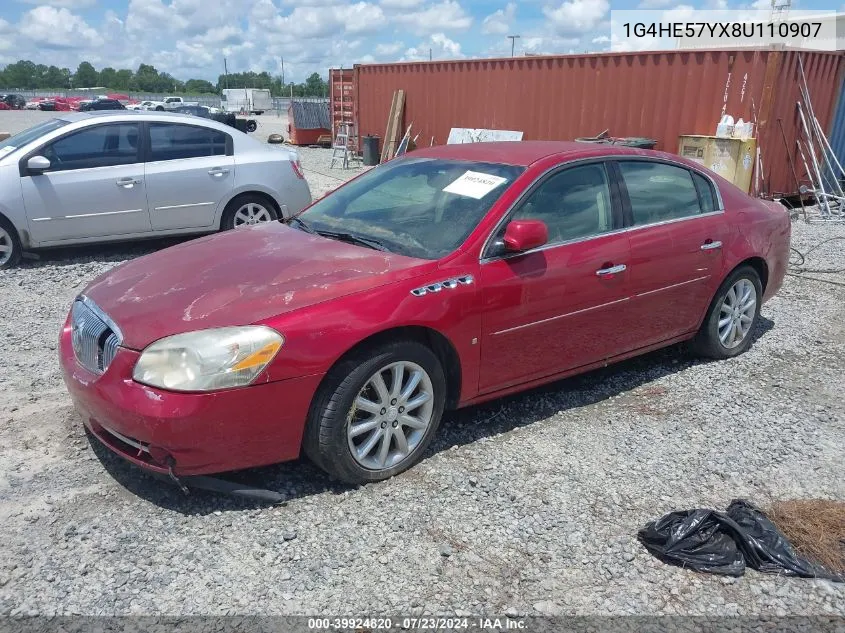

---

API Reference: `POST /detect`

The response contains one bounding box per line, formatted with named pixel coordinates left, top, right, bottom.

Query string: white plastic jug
left=716, top=114, right=734, bottom=138
left=736, top=120, right=753, bottom=140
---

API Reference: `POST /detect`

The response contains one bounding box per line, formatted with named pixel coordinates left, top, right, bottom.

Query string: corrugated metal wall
left=828, top=74, right=845, bottom=172
left=353, top=49, right=843, bottom=196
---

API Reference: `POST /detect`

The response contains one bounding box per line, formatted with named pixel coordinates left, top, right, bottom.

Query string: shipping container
left=828, top=73, right=845, bottom=177
left=352, top=49, right=843, bottom=196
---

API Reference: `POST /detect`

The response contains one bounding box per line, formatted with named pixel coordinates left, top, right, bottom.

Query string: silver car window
left=40, top=123, right=141, bottom=172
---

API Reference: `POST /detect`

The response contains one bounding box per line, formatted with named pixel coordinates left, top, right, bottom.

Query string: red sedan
left=60, top=142, right=790, bottom=484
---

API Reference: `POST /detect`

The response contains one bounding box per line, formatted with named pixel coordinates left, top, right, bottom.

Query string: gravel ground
left=0, top=121, right=842, bottom=618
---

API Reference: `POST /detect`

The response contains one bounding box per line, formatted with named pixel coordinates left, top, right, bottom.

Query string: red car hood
left=82, top=223, right=431, bottom=350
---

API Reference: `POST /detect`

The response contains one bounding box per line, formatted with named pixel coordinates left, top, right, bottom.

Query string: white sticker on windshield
left=443, top=171, right=508, bottom=200
left=0, top=146, right=15, bottom=157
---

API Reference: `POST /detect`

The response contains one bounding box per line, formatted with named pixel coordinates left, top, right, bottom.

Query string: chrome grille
left=70, top=298, right=122, bottom=374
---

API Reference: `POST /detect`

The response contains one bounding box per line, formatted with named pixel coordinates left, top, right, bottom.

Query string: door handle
left=208, top=167, right=230, bottom=176
left=596, top=264, right=627, bottom=276
left=700, top=240, right=723, bottom=251
left=116, top=177, right=141, bottom=187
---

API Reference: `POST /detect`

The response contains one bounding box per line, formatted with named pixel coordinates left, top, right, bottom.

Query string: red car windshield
left=300, top=157, right=524, bottom=259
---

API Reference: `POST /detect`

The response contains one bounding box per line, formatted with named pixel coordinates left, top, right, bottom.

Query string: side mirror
left=503, top=219, right=548, bottom=253
left=27, top=156, right=51, bottom=173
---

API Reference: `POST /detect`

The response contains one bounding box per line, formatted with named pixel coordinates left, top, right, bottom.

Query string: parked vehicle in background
left=0, top=111, right=311, bottom=269
left=79, top=99, right=126, bottom=112
left=25, top=98, right=43, bottom=110
left=162, top=96, right=199, bottom=110
left=127, top=100, right=159, bottom=111
left=55, top=141, right=790, bottom=486
left=173, top=105, right=258, bottom=133
left=1, top=94, right=27, bottom=110
left=221, top=88, right=272, bottom=115
left=0, top=102, right=9, bottom=111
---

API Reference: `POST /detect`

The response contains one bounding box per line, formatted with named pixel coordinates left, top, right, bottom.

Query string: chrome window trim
left=479, top=154, right=724, bottom=264
left=78, top=294, right=124, bottom=342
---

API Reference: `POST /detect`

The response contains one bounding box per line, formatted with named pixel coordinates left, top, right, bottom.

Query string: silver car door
left=144, top=122, right=235, bottom=231
left=20, top=122, right=150, bottom=243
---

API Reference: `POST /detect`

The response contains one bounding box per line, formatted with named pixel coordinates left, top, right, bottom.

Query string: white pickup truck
left=161, top=96, right=199, bottom=110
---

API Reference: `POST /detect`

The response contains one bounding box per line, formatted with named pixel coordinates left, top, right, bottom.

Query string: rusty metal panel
left=353, top=49, right=843, bottom=195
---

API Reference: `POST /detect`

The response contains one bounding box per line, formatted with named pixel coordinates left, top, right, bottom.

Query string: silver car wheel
left=346, top=361, right=435, bottom=471
left=718, top=278, right=756, bottom=349
left=0, top=226, right=13, bottom=266
left=233, top=203, right=272, bottom=227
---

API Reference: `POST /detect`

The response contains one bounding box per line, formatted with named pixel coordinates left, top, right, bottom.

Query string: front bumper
left=59, top=321, right=323, bottom=476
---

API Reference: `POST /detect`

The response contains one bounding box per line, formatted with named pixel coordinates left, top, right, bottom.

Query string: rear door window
left=148, top=123, right=228, bottom=161
left=618, top=161, right=702, bottom=226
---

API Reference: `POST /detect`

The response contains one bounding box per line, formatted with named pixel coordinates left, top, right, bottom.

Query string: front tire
left=303, top=341, right=446, bottom=484
left=0, top=217, right=22, bottom=269
left=693, top=265, right=762, bottom=359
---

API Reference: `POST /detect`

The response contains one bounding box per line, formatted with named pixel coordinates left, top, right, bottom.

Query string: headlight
left=133, top=326, right=283, bottom=392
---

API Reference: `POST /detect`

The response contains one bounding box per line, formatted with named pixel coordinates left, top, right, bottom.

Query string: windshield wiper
left=315, top=230, right=389, bottom=252
left=287, top=216, right=316, bottom=234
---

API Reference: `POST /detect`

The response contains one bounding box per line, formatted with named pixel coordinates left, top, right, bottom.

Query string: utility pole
left=429, top=48, right=432, bottom=61
left=223, top=57, right=229, bottom=89
left=507, top=35, right=521, bottom=57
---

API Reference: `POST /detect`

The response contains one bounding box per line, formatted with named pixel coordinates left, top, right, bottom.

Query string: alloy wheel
left=233, top=203, right=273, bottom=227
left=718, top=278, right=756, bottom=349
left=346, top=361, right=435, bottom=471
left=0, top=226, right=12, bottom=266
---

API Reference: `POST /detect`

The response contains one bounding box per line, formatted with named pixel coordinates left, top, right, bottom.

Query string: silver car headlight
left=133, top=326, right=283, bottom=392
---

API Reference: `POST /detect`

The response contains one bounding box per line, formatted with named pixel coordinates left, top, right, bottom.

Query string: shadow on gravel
left=87, top=314, right=775, bottom=514
left=20, top=237, right=190, bottom=269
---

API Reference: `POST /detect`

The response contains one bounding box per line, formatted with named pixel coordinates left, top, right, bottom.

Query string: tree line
left=0, top=60, right=329, bottom=97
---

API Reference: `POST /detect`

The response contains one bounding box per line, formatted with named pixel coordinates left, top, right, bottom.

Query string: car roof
left=51, top=110, right=246, bottom=138
left=410, top=141, right=665, bottom=167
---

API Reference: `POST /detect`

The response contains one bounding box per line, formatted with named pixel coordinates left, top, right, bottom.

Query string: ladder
left=329, top=123, right=360, bottom=169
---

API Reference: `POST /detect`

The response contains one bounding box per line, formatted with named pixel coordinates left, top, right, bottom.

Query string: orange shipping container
left=352, top=49, right=844, bottom=196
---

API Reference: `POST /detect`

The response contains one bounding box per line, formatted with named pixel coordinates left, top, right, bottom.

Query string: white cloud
left=17, top=0, right=96, bottom=7
left=591, top=35, right=610, bottom=43
left=481, top=3, right=516, bottom=35
left=393, top=1, right=473, bottom=34
left=543, top=0, right=609, bottom=37
left=402, top=32, right=464, bottom=60
left=18, top=6, right=99, bottom=49
left=636, top=0, right=674, bottom=7
left=375, top=41, right=404, bottom=56
left=380, top=0, right=425, bottom=7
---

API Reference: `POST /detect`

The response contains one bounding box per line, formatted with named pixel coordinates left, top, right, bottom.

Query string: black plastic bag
left=638, top=499, right=843, bottom=581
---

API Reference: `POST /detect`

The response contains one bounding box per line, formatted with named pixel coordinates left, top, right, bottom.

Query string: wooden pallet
left=381, top=89, right=405, bottom=163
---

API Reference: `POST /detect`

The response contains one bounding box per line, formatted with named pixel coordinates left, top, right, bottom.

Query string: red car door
left=613, top=160, right=729, bottom=349
left=478, top=161, right=632, bottom=393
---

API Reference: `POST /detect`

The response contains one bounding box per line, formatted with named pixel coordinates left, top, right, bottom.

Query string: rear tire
left=0, top=217, right=22, bottom=269
left=220, top=194, right=278, bottom=230
left=693, top=266, right=762, bottom=359
left=303, top=341, right=446, bottom=484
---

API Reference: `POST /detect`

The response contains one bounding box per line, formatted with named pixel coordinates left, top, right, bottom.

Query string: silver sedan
left=0, top=111, right=312, bottom=268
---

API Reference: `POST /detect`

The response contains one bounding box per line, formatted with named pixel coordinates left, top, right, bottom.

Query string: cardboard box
left=678, top=135, right=709, bottom=166
left=677, top=135, right=756, bottom=193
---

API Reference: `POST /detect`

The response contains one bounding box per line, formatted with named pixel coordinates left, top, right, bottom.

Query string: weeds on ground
left=768, top=499, right=845, bottom=576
